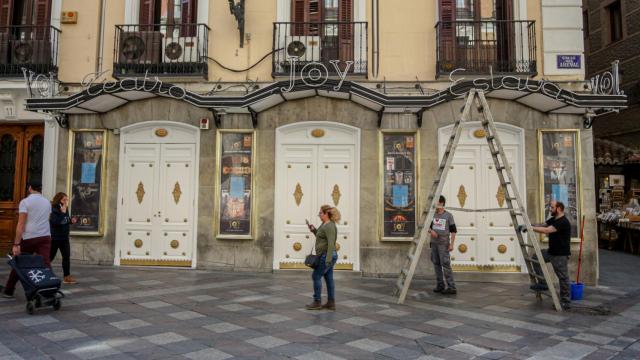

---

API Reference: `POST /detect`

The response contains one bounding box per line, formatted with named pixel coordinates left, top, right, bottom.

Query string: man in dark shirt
left=528, top=201, right=572, bottom=310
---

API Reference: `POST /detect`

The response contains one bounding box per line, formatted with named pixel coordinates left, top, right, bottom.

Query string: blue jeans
left=312, top=251, right=338, bottom=302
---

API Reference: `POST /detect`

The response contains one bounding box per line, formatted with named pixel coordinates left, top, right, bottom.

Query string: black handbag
left=304, top=253, right=320, bottom=268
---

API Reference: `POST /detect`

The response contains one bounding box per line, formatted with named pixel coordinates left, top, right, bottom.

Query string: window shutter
left=338, top=0, right=353, bottom=64
left=291, top=0, right=308, bottom=36
left=139, top=0, right=156, bottom=25
left=0, top=0, right=13, bottom=28
left=438, top=0, right=457, bottom=71
left=34, top=0, right=51, bottom=26
left=181, top=0, right=197, bottom=37
left=495, top=0, right=514, bottom=71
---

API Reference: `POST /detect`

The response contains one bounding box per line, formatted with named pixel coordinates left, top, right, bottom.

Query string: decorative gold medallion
left=136, top=182, right=145, bottom=204
left=473, top=129, right=487, bottom=138
left=293, top=183, right=303, bottom=206
left=170, top=240, right=179, bottom=249
left=331, top=184, right=341, bottom=206
left=498, top=244, right=507, bottom=254
left=496, top=185, right=506, bottom=208
left=311, top=128, right=325, bottom=138
left=336, top=243, right=341, bottom=251
left=134, top=239, right=143, bottom=248
left=155, top=128, right=168, bottom=137
left=172, top=182, right=182, bottom=204
left=458, top=244, right=468, bottom=253
left=457, top=185, right=467, bottom=208
left=293, top=242, right=302, bottom=251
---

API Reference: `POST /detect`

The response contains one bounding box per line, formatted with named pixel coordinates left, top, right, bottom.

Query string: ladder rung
left=401, top=268, right=409, bottom=277
left=520, top=243, right=534, bottom=248
left=531, top=273, right=546, bottom=280
left=407, top=254, right=414, bottom=262
left=523, top=256, right=540, bottom=264
left=396, top=277, right=404, bottom=290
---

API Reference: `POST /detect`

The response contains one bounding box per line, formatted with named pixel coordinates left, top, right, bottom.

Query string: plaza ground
left=0, top=250, right=639, bottom=360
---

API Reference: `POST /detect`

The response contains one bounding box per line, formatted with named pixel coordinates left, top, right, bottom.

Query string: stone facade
left=56, top=95, right=598, bottom=285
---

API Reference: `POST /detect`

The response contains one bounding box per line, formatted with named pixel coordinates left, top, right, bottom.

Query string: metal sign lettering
left=281, top=58, right=354, bottom=93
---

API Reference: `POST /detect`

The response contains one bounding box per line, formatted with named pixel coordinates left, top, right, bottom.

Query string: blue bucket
left=571, top=282, right=584, bottom=301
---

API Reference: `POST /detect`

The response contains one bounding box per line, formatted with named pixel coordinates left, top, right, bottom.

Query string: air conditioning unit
left=285, top=36, right=321, bottom=62
left=162, top=37, right=198, bottom=63
left=118, top=31, right=163, bottom=64
left=10, top=39, right=51, bottom=64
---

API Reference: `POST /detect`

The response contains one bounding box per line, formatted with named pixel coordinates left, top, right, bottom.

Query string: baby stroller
left=7, top=254, right=64, bottom=314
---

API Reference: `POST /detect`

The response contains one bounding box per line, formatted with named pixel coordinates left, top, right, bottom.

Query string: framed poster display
left=215, top=130, right=255, bottom=239
left=538, top=129, right=582, bottom=239
left=67, top=129, right=108, bottom=236
left=379, top=131, right=419, bottom=241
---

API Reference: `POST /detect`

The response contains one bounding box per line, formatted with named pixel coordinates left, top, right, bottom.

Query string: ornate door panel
left=157, top=144, right=195, bottom=263
left=0, top=125, right=43, bottom=256
left=318, top=145, right=355, bottom=268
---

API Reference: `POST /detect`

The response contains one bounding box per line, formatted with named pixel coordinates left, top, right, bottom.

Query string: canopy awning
left=25, top=78, right=627, bottom=118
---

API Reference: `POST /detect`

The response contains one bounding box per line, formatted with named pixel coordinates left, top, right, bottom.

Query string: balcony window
left=607, top=1, right=623, bottom=43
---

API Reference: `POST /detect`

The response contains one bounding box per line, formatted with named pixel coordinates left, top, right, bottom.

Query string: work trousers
left=533, top=249, right=571, bottom=303
left=431, top=242, right=456, bottom=290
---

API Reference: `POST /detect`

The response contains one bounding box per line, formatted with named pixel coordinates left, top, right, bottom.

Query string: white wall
left=541, top=0, right=585, bottom=77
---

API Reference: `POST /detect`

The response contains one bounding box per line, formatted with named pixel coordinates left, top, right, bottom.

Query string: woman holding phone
left=50, top=192, right=77, bottom=284
left=306, top=205, right=340, bottom=310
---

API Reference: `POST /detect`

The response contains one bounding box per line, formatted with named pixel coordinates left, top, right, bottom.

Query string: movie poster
left=218, top=132, right=253, bottom=237
left=539, top=130, right=581, bottom=238
left=69, top=130, right=106, bottom=235
left=382, top=133, right=417, bottom=239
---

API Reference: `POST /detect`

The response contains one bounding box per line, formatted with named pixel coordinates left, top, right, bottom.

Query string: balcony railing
left=436, top=20, right=536, bottom=76
left=0, top=25, right=60, bottom=77
left=273, top=21, right=368, bottom=77
left=113, top=23, right=209, bottom=78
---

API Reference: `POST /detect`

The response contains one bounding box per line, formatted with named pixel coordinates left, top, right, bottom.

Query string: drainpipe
left=371, top=0, right=379, bottom=79
left=96, top=0, right=106, bottom=73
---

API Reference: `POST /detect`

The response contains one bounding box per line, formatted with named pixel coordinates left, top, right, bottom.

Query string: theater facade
left=15, top=0, right=628, bottom=285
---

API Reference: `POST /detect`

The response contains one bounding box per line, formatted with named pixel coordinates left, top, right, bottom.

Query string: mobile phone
left=305, top=219, right=310, bottom=226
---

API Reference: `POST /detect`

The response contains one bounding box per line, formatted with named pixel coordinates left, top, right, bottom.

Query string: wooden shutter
left=181, top=0, right=197, bottom=37
left=139, top=0, right=156, bottom=26
left=34, top=0, right=50, bottom=26
left=291, top=0, right=308, bottom=36
left=439, top=0, right=457, bottom=69
left=338, top=0, right=353, bottom=64
left=0, top=0, right=13, bottom=29
left=495, top=0, right=514, bottom=71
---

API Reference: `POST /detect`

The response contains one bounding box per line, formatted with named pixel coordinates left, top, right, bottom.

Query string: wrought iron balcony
left=113, top=23, right=210, bottom=78
left=436, top=20, right=536, bottom=76
left=0, top=25, right=60, bottom=77
left=273, top=21, right=368, bottom=77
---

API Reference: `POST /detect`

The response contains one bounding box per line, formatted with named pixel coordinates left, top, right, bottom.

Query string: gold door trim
left=120, top=259, right=192, bottom=267
left=136, top=182, right=146, bottom=204
left=279, top=262, right=353, bottom=270
left=452, top=264, right=521, bottom=272
left=457, top=185, right=467, bottom=208
left=293, top=183, right=304, bottom=206
left=496, top=185, right=506, bottom=208
left=172, top=182, right=182, bottom=204
left=331, top=184, right=341, bottom=206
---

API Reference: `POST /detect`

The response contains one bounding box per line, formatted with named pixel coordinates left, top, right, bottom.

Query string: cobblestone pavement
left=1, top=254, right=639, bottom=359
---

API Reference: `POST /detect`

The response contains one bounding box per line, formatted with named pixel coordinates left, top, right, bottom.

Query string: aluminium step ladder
left=393, top=89, right=563, bottom=312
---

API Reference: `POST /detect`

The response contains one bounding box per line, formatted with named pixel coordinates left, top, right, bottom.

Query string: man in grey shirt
left=1, top=180, right=52, bottom=298
left=430, top=196, right=457, bottom=294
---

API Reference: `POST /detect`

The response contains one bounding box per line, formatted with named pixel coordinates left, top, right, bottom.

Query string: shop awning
left=594, top=138, right=640, bottom=165
left=25, top=78, right=627, bottom=119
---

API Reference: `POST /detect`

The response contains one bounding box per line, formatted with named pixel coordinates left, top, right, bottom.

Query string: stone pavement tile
left=430, top=348, right=475, bottom=360
left=572, top=333, right=615, bottom=345
left=77, top=277, right=100, bottom=283
left=137, top=280, right=163, bottom=286
left=16, top=315, right=58, bottom=327
left=137, top=300, right=172, bottom=309
left=262, top=296, right=292, bottom=305
left=482, top=330, right=523, bottom=343
left=449, top=343, right=491, bottom=356
left=81, top=307, right=120, bottom=317
left=528, top=341, right=598, bottom=359
left=230, top=289, right=257, bottom=296
left=253, top=314, right=291, bottom=323
left=90, top=285, right=120, bottom=291
left=418, top=335, right=461, bottom=349
left=203, top=322, right=245, bottom=334
left=534, top=313, right=567, bottom=323
left=346, top=338, right=392, bottom=352
left=295, top=351, right=347, bottom=360
left=582, top=348, right=620, bottom=360
left=339, top=300, right=367, bottom=308
left=218, top=304, right=251, bottom=312
left=426, top=318, right=463, bottom=329
left=143, top=332, right=188, bottom=345
left=187, top=295, right=218, bottom=302
left=390, top=328, right=429, bottom=340
left=66, top=341, right=121, bottom=360
left=297, top=325, right=337, bottom=337
left=39, top=329, right=88, bottom=342
left=183, top=347, right=233, bottom=360
left=268, top=343, right=317, bottom=358
left=339, top=316, right=377, bottom=327
left=376, top=346, right=425, bottom=360
left=169, top=311, right=206, bottom=320
left=109, top=319, right=151, bottom=330
left=246, top=336, right=290, bottom=349
left=480, top=350, right=512, bottom=359
left=157, top=340, right=209, bottom=355
left=483, top=305, right=512, bottom=313
left=224, top=329, right=266, bottom=341
left=376, top=308, right=410, bottom=317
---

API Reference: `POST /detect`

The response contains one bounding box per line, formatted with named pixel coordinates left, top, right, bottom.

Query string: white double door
left=275, top=144, right=357, bottom=270
left=439, top=123, right=525, bottom=271
left=118, top=143, right=196, bottom=266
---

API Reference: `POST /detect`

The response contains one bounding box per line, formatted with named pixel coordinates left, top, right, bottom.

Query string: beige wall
left=56, top=0, right=582, bottom=84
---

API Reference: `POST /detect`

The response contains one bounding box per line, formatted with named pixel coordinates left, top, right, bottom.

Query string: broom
left=576, top=215, right=586, bottom=283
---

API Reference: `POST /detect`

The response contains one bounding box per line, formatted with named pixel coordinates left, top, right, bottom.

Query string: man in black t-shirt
left=526, top=201, right=572, bottom=310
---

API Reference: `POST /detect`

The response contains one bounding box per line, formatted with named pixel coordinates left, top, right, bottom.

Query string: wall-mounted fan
left=287, top=40, right=306, bottom=57
left=164, top=42, right=183, bottom=61
left=120, top=35, right=146, bottom=61
left=12, top=41, right=34, bottom=63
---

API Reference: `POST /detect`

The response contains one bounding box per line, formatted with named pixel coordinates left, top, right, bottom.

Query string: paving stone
left=295, top=351, right=347, bottom=360
left=426, top=319, right=464, bottom=329
left=16, top=316, right=58, bottom=327
left=262, top=297, right=292, bottom=305
left=203, top=322, right=244, bottom=333
left=246, top=336, right=290, bottom=349
left=66, top=341, right=121, bottom=360
left=90, top=285, right=120, bottom=291
left=449, top=343, right=491, bottom=356
left=183, top=347, right=233, bottom=360
left=137, top=280, right=163, bottom=286
left=339, top=316, right=377, bottom=326
left=218, top=304, right=251, bottom=312
left=479, top=350, right=511, bottom=359
left=376, top=346, right=425, bottom=359
left=390, top=328, right=429, bottom=340
left=109, top=319, right=151, bottom=330
left=253, top=314, right=291, bottom=323
left=534, top=313, right=567, bottom=323
left=39, top=329, right=88, bottom=342
left=377, top=309, right=410, bottom=317
left=297, top=325, right=337, bottom=337
left=82, top=307, right=120, bottom=317
left=169, top=311, right=206, bottom=320
left=482, top=330, right=523, bottom=343
left=529, top=341, right=598, bottom=359
left=573, top=333, right=615, bottom=345
left=339, top=300, right=367, bottom=308
left=143, top=332, right=188, bottom=345
left=137, top=301, right=172, bottom=309
left=187, top=295, right=218, bottom=302
left=483, top=305, right=512, bottom=313
left=346, top=338, right=392, bottom=352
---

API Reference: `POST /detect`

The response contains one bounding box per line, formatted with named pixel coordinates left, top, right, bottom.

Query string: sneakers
left=433, top=287, right=445, bottom=293
left=561, top=301, right=571, bottom=310
left=441, top=288, right=457, bottom=295
left=305, top=300, right=323, bottom=310
left=63, top=276, right=77, bottom=285
left=530, top=283, right=549, bottom=291
left=0, top=287, right=14, bottom=299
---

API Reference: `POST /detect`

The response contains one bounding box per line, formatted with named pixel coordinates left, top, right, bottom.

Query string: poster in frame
left=67, top=129, right=108, bottom=236
left=215, top=130, right=256, bottom=239
left=379, top=130, right=419, bottom=241
left=538, top=129, right=582, bottom=240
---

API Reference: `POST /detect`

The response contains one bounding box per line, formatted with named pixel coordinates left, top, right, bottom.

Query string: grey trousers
left=533, top=249, right=571, bottom=303
left=431, top=242, right=456, bottom=289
